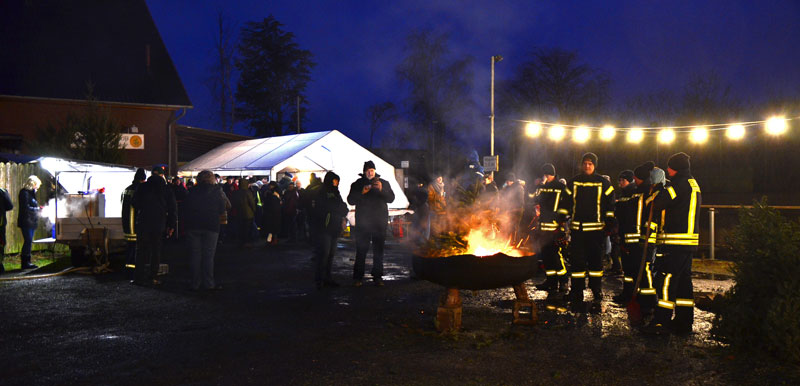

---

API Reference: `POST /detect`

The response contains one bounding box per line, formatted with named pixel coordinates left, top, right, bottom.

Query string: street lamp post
left=490, top=55, right=502, bottom=176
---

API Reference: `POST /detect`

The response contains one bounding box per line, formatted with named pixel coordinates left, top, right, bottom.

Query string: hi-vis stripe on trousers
left=652, top=248, right=695, bottom=331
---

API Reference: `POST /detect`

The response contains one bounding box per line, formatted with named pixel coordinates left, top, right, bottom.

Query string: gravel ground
left=0, top=237, right=796, bottom=385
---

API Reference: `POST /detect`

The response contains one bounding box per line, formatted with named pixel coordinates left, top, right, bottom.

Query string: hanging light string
left=506, top=115, right=796, bottom=143
left=510, top=116, right=800, bottom=132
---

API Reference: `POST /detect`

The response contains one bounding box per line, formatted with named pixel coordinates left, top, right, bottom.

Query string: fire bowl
left=412, top=253, right=537, bottom=290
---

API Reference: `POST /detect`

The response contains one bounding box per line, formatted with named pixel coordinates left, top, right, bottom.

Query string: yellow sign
left=120, top=134, right=145, bottom=149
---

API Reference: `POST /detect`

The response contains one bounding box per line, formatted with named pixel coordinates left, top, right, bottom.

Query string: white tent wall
left=178, top=130, right=410, bottom=212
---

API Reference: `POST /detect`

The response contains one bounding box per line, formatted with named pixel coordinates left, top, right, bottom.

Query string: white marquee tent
left=178, top=130, right=409, bottom=212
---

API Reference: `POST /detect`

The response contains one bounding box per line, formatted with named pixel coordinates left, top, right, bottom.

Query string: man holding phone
left=347, top=161, right=395, bottom=286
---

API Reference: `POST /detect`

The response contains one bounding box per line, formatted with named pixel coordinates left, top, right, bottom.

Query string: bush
left=712, top=198, right=800, bottom=364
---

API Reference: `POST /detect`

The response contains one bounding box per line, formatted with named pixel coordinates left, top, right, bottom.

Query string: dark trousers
left=20, top=226, right=35, bottom=266
left=568, top=230, right=604, bottom=300
left=353, top=228, right=385, bottom=281
left=125, top=240, right=137, bottom=279
left=539, top=231, right=567, bottom=281
left=316, top=233, right=338, bottom=283
left=621, top=243, right=657, bottom=308
left=652, top=247, right=694, bottom=330
left=136, top=230, right=164, bottom=282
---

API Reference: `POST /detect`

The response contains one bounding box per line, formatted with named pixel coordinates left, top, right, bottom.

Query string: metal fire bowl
left=412, top=253, right=537, bottom=290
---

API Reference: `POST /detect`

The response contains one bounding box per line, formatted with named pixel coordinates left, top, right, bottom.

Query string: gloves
left=650, top=167, right=666, bottom=186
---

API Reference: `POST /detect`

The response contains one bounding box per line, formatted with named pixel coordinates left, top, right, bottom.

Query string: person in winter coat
left=0, top=184, right=14, bottom=273
left=230, top=178, right=256, bottom=247
left=183, top=170, right=227, bottom=290
left=427, top=173, right=447, bottom=236
left=262, top=181, right=282, bottom=244
left=131, top=166, right=177, bottom=285
left=121, top=168, right=147, bottom=278
left=302, top=173, right=324, bottom=247
left=312, top=172, right=349, bottom=289
left=282, top=182, right=300, bottom=242
left=347, top=161, right=395, bottom=286
left=17, top=175, right=42, bottom=269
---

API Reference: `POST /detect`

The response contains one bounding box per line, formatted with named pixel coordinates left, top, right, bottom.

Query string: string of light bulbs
left=514, top=116, right=797, bottom=144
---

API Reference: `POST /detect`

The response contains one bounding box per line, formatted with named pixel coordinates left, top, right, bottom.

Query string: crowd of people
left=3, top=151, right=701, bottom=336
left=406, top=151, right=701, bottom=336
left=121, top=161, right=395, bottom=291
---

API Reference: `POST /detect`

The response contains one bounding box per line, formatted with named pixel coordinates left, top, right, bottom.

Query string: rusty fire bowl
left=412, top=253, right=537, bottom=290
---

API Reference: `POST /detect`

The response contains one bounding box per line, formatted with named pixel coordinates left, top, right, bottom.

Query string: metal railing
left=702, top=204, right=800, bottom=259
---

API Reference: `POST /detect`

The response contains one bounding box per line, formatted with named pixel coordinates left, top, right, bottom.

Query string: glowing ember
left=464, top=229, right=527, bottom=257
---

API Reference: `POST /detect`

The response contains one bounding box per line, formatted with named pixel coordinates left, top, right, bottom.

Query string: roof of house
left=0, top=0, right=192, bottom=108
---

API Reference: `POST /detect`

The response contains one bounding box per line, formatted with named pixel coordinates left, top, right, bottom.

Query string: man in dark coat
left=230, top=178, right=256, bottom=247
left=121, top=168, right=146, bottom=279
left=312, top=172, right=349, bottom=289
left=131, top=166, right=177, bottom=285
left=0, top=185, right=13, bottom=273
left=347, top=161, right=395, bottom=286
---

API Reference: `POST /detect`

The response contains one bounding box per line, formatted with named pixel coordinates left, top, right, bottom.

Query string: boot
left=535, top=277, right=558, bottom=291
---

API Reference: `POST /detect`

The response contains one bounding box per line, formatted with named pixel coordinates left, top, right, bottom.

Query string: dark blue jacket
left=132, top=175, right=177, bottom=232
left=347, top=173, right=395, bottom=232
left=17, top=188, right=39, bottom=229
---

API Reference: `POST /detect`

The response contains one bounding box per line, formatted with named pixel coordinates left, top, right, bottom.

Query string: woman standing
left=183, top=170, right=227, bottom=290
left=18, top=175, right=41, bottom=269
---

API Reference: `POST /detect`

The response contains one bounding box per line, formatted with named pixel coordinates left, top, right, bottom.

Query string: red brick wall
left=0, top=96, right=183, bottom=173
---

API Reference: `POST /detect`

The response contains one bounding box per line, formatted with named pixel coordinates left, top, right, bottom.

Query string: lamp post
left=490, top=55, right=502, bottom=177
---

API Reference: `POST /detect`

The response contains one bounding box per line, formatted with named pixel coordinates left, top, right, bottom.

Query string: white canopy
left=178, top=130, right=409, bottom=210
left=36, top=156, right=138, bottom=218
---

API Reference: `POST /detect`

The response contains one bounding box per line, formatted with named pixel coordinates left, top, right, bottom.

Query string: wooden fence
left=1, top=162, right=53, bottom=255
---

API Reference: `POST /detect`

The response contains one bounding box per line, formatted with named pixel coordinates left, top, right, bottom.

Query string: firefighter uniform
left=121, top=168, right=146, bottom=278
left=648, top=153, right=701, bottom=334
left=558, top=153, right=615, bottom=309
left=533, top=165, right=568, bottom=293
left=613, top=178, right=637, bottom=301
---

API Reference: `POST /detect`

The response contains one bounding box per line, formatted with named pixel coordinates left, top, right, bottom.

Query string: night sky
left=147, top=0, right=800, bottom=145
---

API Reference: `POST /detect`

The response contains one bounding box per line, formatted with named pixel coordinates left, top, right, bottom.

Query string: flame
left=464, top=228, right=528, bottom=257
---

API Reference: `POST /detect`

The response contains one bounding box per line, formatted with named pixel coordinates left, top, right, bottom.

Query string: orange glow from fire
left=464, top=229, right=528, bottom=257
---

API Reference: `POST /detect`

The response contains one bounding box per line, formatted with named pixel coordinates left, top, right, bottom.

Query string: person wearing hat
left=131, top=166, right=177, bottom=286
left=347, top=160, right=395, bottom=286
left=612, top=163, right=657, bottom=306
left=532, top=163, right=569, bottom=296
left=557, top=152, right=615, bottom=313
left=605, top=170, right=636, bottom=280
left=643, top=152, right=701, bottom=335
left=121, top=168, right=147, bottom=279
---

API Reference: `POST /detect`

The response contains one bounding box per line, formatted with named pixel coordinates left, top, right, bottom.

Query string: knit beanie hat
left=634, top=161, right=655, bottom=180
left=541, top=163, right=556, bottom=176
left=133, top=168, right=146, bottom=182
left=618, top=170, right=634, bottom=183
left=582, top=152, right=598, bottom=166
left=363, top=160, right=376, bottom=172
left=667, top=152, right=691, bottom=172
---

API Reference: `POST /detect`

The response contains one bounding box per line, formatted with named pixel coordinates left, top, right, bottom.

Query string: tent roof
left=179, top=130, right=410, bottom=210
left=179, top=131, right=330, bottom=174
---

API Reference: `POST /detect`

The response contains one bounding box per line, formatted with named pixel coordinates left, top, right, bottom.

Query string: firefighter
left=122, top=168, right=146, bottom=280
left=611, top=169, right=637, bottom=303
left=643, top=152, right=701, bottom=335
left=533, top=163, right=569, bottom=297
left=558, top=152, right=615, bottom=313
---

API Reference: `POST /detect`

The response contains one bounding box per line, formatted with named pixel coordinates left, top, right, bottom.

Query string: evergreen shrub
left=712, top=198, right=800, bottom=364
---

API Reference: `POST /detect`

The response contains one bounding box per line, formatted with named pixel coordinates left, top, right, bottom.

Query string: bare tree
left=396, top=30, right=475, bottom=173
left=207, top=10, right=237, bottom=132
left=366, top=102, right=397, bottom=149
left=501, top=48, right=610, bottom=124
